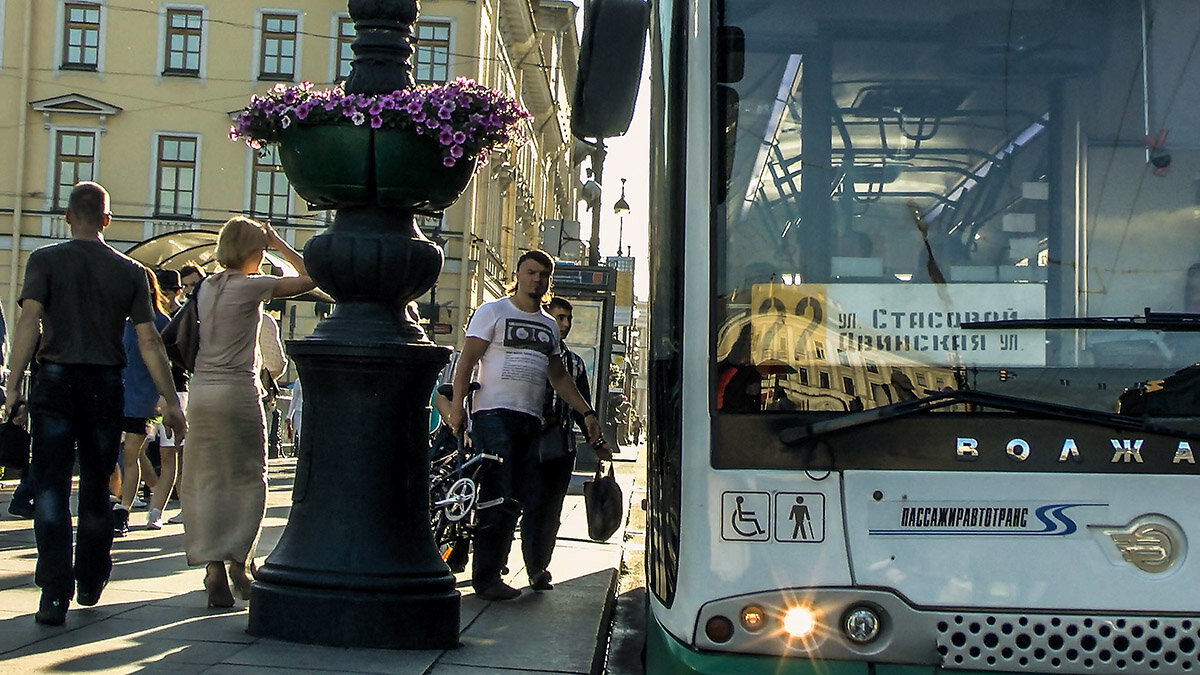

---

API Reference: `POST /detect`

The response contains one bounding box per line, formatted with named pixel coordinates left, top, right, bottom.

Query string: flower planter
left=277, top=125, right=475, bottom=213
left=375, top=128, right=476, bottom=212
left=278, top=125, right=372, bottom=208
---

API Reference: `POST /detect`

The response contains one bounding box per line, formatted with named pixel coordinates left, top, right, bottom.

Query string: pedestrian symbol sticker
left=721, top=492, right=770, bottom=541
left=775, top=492, right=825, bottom=543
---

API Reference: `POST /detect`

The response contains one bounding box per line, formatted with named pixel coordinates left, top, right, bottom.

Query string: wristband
left=583, top=409, right=598, bottom=419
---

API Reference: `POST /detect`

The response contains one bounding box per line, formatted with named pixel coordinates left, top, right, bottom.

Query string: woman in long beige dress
left=182, top=216, right=315, bottom=607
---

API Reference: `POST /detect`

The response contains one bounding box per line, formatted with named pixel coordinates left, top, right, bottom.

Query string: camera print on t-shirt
left=499, top=318, right=557, bottom=386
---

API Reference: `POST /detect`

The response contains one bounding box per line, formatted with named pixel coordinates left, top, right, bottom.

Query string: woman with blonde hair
left=182, top=216, right=315, bottom=607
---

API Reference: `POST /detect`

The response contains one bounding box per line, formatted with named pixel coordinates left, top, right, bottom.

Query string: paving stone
left=0, top=454, right=635, bottom=673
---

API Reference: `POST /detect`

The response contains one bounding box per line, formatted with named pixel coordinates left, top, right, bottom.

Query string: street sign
left=554, top=264, right=617, bottom=291
left=432, top=323, right=453, bottom=335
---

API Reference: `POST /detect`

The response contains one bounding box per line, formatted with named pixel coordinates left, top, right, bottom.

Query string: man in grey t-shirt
left=4, top=182, right=186, bottom=625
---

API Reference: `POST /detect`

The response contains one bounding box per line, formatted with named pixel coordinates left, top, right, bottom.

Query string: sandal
left=204, top=562, right=235, bottom=608
left=228, top=561, right=252, bottom=601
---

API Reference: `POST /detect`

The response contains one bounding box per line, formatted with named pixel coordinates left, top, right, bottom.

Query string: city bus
left=575, top=0, right=1200, bottom=673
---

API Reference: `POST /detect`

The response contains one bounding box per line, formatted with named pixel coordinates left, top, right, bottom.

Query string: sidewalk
left=0, top=451, right=640, bottom=674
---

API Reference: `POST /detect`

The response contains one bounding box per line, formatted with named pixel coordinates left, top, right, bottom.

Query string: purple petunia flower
left=230, top=77, right=531, bottom=170
left=443, top=157, right=456, bottom=167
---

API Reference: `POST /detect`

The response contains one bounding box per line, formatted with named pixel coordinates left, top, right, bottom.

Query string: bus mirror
left=572, top=0, right=649, bottom=140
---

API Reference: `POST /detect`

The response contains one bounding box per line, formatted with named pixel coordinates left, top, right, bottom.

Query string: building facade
left=0, top=0, right=581, bottom=349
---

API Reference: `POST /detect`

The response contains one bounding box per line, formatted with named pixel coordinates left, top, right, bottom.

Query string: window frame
left=60, top=1, right=103, bottom=71
left=153, top=134, right=199, bottom=219
left=257, top=11, right=300, bottom=82
left=248, top=146, right=291, bottom=223
left=413, top=19, right=452, bottom=85
left=332, top=13, right=355, bottom=82
left=47, top=127, right=99, bottom=212
left=162, top=6, right=204, bottom=77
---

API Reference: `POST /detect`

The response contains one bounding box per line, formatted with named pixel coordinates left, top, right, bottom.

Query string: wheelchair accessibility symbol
left=721, top=492, right=770, bottom=542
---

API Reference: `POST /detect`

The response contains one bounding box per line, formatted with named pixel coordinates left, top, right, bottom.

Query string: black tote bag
left=582, top=461, right=624, bottom=542
left=0, top=403, right=31, bottom=470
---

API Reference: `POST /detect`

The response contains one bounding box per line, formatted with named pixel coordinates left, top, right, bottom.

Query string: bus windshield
left=714, top=0, right=1200, bottom=417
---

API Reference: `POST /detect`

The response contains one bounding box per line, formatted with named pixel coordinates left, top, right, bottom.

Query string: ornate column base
left=247, top=340, right=457, bottom=649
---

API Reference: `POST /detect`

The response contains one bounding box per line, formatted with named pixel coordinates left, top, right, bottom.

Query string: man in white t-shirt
left=446, top=250, right=602, bottom=602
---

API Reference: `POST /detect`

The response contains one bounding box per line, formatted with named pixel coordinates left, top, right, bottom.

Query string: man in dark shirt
left=3, top=182, right=186, bottom=625
left=525, top=296, right=605, bottom=592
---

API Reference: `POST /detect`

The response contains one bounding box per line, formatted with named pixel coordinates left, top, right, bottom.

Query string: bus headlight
left=842, top=605, right=882, bottom=644
left=782, top=606, right=817, bottom=639
left=739, top=604, right=767, bottom=632
left=704, top=615, right=735, bottom=643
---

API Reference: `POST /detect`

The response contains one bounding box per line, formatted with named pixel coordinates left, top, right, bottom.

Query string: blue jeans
left=28, top=363, right=124, bottom=600
left=469, top=409, right=544, bottom=587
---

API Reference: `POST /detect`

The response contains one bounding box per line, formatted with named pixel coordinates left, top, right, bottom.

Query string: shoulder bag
left=162, top=281, right=201, bottom=372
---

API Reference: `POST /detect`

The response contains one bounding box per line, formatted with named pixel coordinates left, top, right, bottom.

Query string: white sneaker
left=146, top=508, right=163, bottom=530
left=167, top=511, right=184, bottom=524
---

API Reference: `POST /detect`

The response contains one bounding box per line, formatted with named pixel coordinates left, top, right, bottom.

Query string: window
left=155, top=136, right=196, bottom=217
left=336, top=15, right=355, bottom=80
left=53, top=131, right=95, bottom=211
left=250, top=146, right=290, bottom=221
left=259, top=13, right=297, bottom=80
left=62, top=2, right=101, bottom=70
left=818, top=372, right=830, bottom=389
left=164, top=8, right=202, bottom=75
left=842, top=377, right=856, bottom=396
left=413, top=20, right=450, bottom=84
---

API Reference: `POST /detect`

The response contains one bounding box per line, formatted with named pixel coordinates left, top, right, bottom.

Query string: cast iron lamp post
left=247, top=0, right=459, bottom=649
left=583, top=142, right=606, bottom=266
left=612, top=177, right=630, bottom=255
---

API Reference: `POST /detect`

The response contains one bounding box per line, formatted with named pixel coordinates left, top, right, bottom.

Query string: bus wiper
left=778, top=388, right=1198, bottom=446
left=962, top=307, right=1200, bottom=331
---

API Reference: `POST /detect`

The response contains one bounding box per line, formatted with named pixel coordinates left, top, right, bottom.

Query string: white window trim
left=252, top=8, right=303, bottom=84
left=330, top=11, right=351, bottom=84
left=414, top=15, right=457, bottom=84
left=0, top=0, right=7, bottom=69
left=156, top=3, right=210, bottom=83
left=245, top=146, right=293, bottom=224
left=41, top=124, right=102, bottom=217
left=54, top=0, right=108, bottom=76
left=148, top=131, right=202, bottom=221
